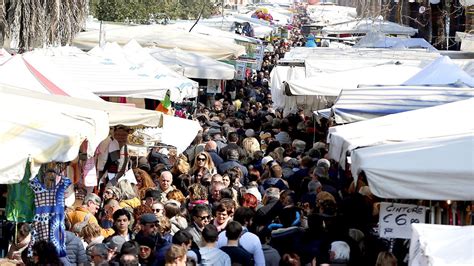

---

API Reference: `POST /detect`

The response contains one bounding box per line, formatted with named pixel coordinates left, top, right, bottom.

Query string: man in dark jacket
left=219, top=132, right=246, bottom=160
left=218, top=149, right=248, bottom=178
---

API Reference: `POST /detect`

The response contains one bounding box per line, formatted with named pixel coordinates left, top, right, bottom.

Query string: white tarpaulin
left=88, top=41, right=198, bottom=101
left=287, top=63, right=422, bottom=96
left=404, top=56, right=474, bottom=87
left=150, top=48, right=235, bottom=80
left=0, top=85, right=110, bottom=184
left=351, top=134, right=474, bottom=200
left=73, top=24, right=246, bottom=60
left=354, top=33, right=437, bottom=51
left=0, top=54, right=103, bottom=101
left=161, top=114, right=202, bottom=155
left=21, top=46, right=190, bottom=102
left=196, top=17, right=274, bottom=39
left=331, top=84, right=474, bottom=124
left=328, top=98, right=474, bottom=168
left=323, top=18, right=418, bottom=36
left=409, top=224, right=474, bottom=266
left=2, top=85, right=162, bottom=128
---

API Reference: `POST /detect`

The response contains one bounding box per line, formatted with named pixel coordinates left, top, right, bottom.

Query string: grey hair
left=117, top=180, right=137, bottom=200
left=308, top=180, right=322, bottom=192
left=331, top=241, right=350, bottom=262
left=264, top=187, right=280, bottom=199
left=89, top=243, right=109, bottom=258
left=83, top=193, right=101, bottom=206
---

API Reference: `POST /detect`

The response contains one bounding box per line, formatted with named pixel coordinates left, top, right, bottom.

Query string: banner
left=207, top=79, right=223, bottom=94
left=379, top=202, right=426, bottom=239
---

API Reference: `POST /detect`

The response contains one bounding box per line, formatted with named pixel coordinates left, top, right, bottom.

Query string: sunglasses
left=145, top=223, right=159, bottom=228
left=197, top=157, right=206, bottom=161
left=196, top=215, right=210, bottom=220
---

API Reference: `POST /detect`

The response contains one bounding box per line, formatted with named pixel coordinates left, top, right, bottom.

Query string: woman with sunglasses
left=190, top=152, right=217, bottom=182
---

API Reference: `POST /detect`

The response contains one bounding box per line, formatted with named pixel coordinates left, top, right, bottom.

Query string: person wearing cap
left=67, top=193, right=114, bottom=238
left=136, top=236, right=156, bottom=265
left=104, top=235, right=126, bottom=261
left=87, top=243, right=109, bottom=266
left=144, top=189, right=162, bottom=208
left=135, top=213, right=168, bottom=257
left=199, top=224, right=231, bottom=266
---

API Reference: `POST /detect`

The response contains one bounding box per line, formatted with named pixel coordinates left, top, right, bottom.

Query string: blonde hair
left=80, top=223, right=101, bottom=240
left=191, top=151, right=215, bottom=174
left=242, top=137, right=261, bottom=157
left=157, top=216, right=172, bottom=235
left=165, top=244, right=187, bottom=264
left=117, top=180, right=137, bottom=201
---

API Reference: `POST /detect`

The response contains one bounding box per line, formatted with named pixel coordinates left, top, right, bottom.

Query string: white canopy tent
left=410, top=224, right=474, bottom=266
left=307, top=4, right=357, bottom=26
left=169, top=22, right=261, bottom=45
left=0, top=85, right=110, bottom=184
left=328, top=98, right=474, bottom=168
left=2, top=84, right=163, bottom=128
left=331, top=84, right=474, bottom=124
left=73, top=24, right=246, bottom=60
left=21, top=46, right=191, bottom=102
left=88, top=42, right=198, bottom=100
left=404, top=56, right=474, bottom=87
left=351, top=134, right=474, bottom=201
left=0, top=53, right=103, bottom=101
left=322, top=18, right=418, bottom=36
left=286, top=63, right=422, bottom=96
left=354, top=33, right=437, bottom=51
left=150, top=48, right=235, bottom=80
left=197, top=16, right=274, bottom=38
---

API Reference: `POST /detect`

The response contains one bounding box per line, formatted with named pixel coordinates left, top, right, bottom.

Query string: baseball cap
left=105, top=236, right=126, bottom=251
left=261, top=156, right=273, bottom=166
left=140, top=213, right=158, bottom=224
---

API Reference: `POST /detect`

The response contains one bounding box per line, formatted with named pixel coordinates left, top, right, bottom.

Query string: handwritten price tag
left=379, top=202, right=426, bottom=239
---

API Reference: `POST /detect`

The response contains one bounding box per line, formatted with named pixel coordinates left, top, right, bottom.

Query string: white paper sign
left=379, top=202, right=425, bottom=239
left=235, top=61, right=246, bottom=80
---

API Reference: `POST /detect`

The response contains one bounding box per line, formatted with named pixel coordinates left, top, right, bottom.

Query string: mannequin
left=29, top=162, right=71, bottom=258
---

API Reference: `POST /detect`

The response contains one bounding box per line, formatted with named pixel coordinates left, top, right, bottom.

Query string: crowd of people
left=2, top=15, right=402, bottom=266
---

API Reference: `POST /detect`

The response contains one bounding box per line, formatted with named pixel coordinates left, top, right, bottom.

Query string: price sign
left=379, top=202, right=425, bottom=239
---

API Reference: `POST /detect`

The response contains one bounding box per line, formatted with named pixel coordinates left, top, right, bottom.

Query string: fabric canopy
left=328, top=98, right=474, bottom=168
left=351, top=134, right=474, bottom=200
left=403, top=56, right=474, bottom=87
left=1, top=84, right=162, bottom=128
left=161, top=115, right=202, bottom=155
left=21, top=46, right=189, bottom=102
left=323, top=18, right=418, bottom=36
left=196, top=17, right=274, bottom=39
left=354, top=33, right=437, bottom=51
left=88, top=41, right=198, bottom=101
left=0, top=85, right=110, bottom=184
left=0, top=53, right=103, bottom=101
left=410, top=224, right=474, bottom=266
left=150, top=48, right=235, bottom=80
left=286, top=63, right=422, bottom=96
left=73, top=24, right=246, bottom=60
left=331, top=84, right=474, bottom=124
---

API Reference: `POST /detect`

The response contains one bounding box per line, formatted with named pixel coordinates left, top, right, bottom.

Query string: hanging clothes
left=29, top=175, right=71, bottom=257
left=6, top=160, right=35, bottom=222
